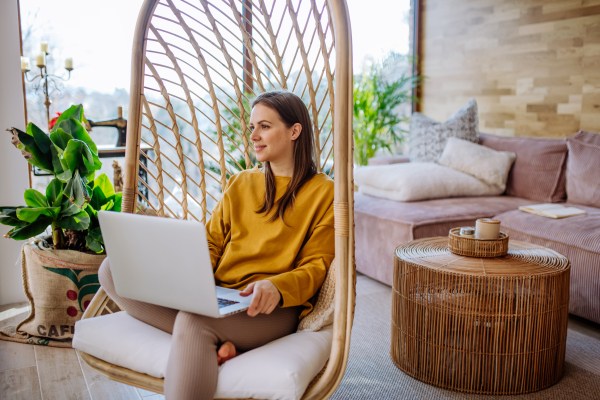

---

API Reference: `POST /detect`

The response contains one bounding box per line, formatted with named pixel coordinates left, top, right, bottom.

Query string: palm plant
left=353, top=55, right=420, bottom=166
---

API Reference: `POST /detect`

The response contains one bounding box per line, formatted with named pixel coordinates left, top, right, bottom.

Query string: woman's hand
left=240, top=280, right=281, bottom=317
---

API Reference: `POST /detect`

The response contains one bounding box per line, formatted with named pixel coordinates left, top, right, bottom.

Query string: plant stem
left=51, top=222, right=65, bottom=250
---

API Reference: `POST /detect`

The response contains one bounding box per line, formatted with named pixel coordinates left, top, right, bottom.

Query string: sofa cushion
left=566, top=130, right=600, bottom=208
left=73, top=312, right=333, bottom=400
left=409, top=98, right=479, bottom=163
left=355, top=163, right=504, bottom=202
left=479, top=133, right=568, bottom=203
left=438, top=137, right=516, bottom=190
left=494, top=205, right=600, bottom=324
left=354, top=193, right=532, bottom=285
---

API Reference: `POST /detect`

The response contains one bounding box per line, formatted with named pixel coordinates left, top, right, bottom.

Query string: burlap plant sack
left=0, top=237, right=106, bottom=347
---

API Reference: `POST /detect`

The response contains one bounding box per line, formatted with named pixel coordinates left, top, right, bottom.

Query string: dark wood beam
left=243, top=0, right=253, bottom=94
left=411, top=0, right=422, bottom=113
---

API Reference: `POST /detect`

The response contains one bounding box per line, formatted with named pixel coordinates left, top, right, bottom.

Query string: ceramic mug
left=475, top=218, right=500, bottom=239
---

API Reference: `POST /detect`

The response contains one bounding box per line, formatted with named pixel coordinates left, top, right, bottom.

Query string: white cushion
left=355, top=162, right=503, bottom=202
left=73, top=312, right=332, bottom=400
left=437, top=137, right=516, bottom=190
left=73, top=312, right=172, bottom=378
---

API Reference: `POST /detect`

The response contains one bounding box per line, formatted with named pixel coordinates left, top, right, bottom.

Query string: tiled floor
left=0, top=302, right=164, bottom=400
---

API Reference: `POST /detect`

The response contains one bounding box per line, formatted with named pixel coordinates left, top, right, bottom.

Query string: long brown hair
left=253, top=91, right=317, bottom=222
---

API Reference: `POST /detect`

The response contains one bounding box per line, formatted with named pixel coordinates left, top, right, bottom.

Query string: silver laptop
left=98, top=211, right=251, bottom=318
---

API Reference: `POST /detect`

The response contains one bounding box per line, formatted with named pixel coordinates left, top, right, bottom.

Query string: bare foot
left=217, top=341, right=237, bottom=365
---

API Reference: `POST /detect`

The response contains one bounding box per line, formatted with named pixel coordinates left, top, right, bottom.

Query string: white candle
left=475, top=218, right=501, bottom=239
left=65, top=58, right=73, bottom=70
left=20, top=56, right=30, bottom=71
left=41, top=42, right=48, bottom=53
left=36, top=52, right=46, bottom=67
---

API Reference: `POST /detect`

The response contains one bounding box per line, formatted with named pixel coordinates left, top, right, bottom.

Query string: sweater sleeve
left=266, top=201, right=335, bottom=308
left=205, top=181, right=233, bottom=270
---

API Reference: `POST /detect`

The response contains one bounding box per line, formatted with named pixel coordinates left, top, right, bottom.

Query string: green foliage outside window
left=206, top=97, right=256, bottom=181
left=353, top=55, right=420, bottom=166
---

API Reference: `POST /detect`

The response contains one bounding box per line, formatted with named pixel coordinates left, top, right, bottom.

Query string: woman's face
left=249, top=103, right=301, bottom=165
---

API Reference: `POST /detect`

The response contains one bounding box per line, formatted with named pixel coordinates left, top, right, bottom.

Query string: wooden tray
left=448, top=227, right=509, bottom=258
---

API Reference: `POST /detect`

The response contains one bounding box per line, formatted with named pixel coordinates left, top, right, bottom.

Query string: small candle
left=36, top=52, right=46, bottom=67
left=20, top=56, right=30, bottom=71
left=475, top=218, right=501, bottom=239
left=459, top=227, right=475, bottom=238
left=65, top=57, right=73, bottom=70
left=41, top=42, right=48, bottom=53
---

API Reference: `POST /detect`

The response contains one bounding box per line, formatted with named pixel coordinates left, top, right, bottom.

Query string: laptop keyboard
left=218, top=298, right=240, bottom=308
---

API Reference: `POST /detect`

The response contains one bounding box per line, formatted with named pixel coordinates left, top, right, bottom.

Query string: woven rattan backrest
left=122, top=0, right=338, bottom=223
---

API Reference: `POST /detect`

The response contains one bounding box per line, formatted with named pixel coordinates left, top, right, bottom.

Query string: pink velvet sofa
left=355, top=131, right=600, bottom=324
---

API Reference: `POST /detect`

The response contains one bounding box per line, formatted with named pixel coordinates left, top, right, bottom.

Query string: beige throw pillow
left=438, top=137, right=516, bottom=191
left=297, top=258, right=336, bottom=332
left=355, top=162, right=504, bottom=202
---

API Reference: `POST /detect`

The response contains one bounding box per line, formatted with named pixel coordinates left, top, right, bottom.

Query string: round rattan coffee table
left=391, top=237, right=570, bottom=395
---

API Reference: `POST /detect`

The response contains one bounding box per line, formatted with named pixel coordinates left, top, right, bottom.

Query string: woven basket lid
left=395, top=237, right=569, bottom=277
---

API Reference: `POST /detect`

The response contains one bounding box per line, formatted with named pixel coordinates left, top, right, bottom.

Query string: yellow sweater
left=206, top=166, right=335, bottom=318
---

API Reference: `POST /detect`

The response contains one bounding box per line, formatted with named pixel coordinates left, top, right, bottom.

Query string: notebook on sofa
left=519, top=204, right=586, bottom=219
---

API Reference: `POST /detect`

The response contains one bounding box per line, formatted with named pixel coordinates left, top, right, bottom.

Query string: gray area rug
left=331, top=275, right=600, bottom=400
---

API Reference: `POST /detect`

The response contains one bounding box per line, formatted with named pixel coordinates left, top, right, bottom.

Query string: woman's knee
left=173, top=311, right=217, bottom=341
left=98, top=259, right=115, bottom=292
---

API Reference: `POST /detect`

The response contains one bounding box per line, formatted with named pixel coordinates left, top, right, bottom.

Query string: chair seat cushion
left=73, top=312, right=332, bottom=400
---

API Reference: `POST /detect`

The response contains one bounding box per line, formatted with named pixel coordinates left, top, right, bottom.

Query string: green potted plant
left=0, top=105, right=120, bottom=347
left=353, top=55, right=420, bottom=166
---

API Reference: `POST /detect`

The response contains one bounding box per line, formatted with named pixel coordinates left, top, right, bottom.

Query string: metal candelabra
left=21, top=44, right=74, bottom=130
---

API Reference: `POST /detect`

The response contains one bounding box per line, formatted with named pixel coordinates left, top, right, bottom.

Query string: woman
left=98, top=91, right=335, bottom=399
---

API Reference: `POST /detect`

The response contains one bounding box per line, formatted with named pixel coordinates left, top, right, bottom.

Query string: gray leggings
left=98, top=260, right=301, bottom=400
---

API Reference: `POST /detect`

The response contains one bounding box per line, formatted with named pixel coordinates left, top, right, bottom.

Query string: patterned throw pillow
left=409, top=98, right=479, bottom=162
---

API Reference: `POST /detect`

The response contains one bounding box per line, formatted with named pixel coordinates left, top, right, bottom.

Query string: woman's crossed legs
left=98, top=259, right=301, bottom=400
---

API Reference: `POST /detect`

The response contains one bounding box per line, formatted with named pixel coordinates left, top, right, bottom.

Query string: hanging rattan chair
left=77, top=0, right=354, bottom=398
